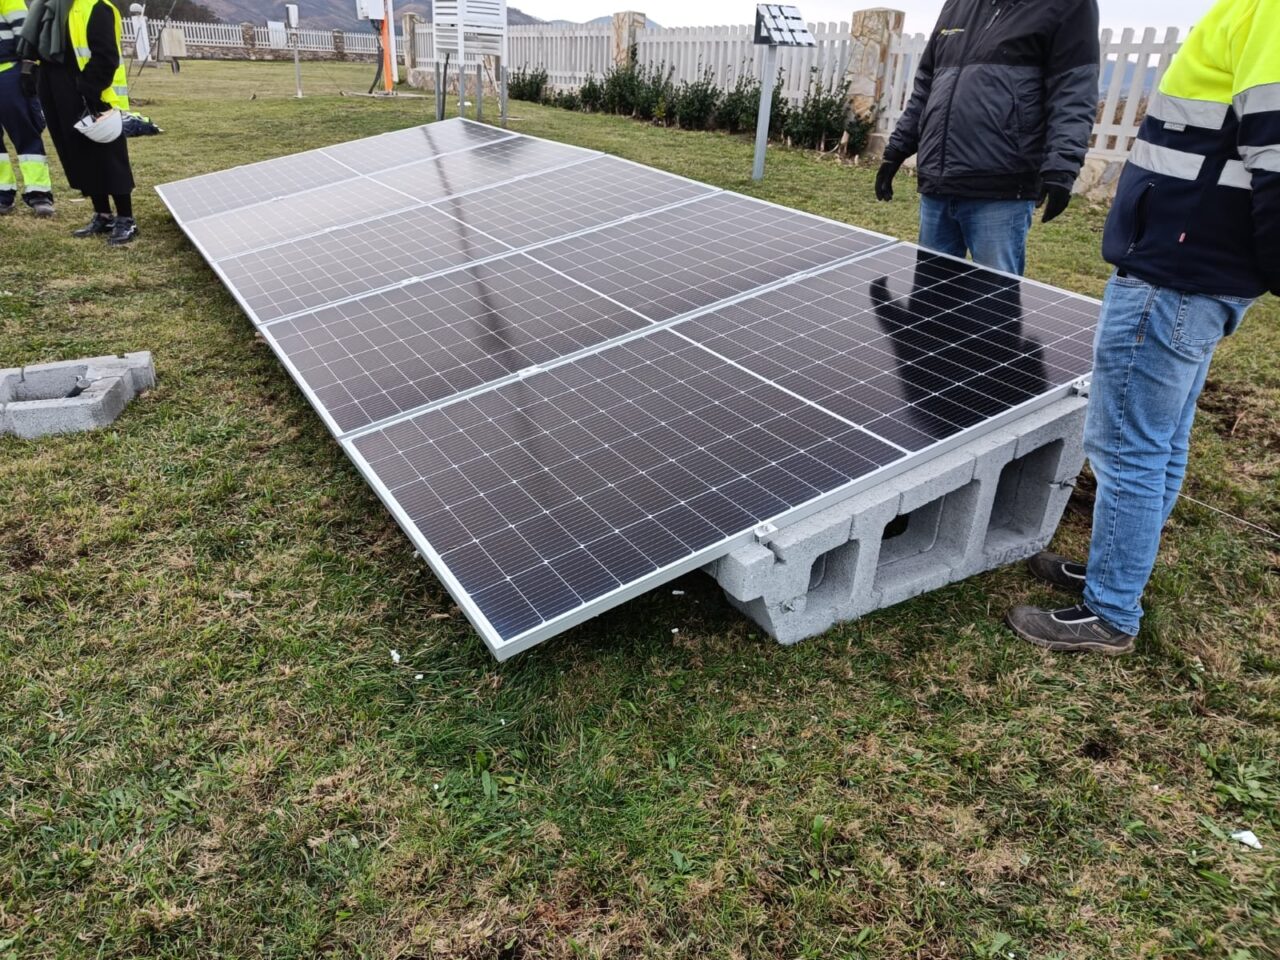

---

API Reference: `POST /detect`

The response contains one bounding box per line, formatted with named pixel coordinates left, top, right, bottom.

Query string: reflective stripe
left=1240, top=143, right=1280, bottom=174
left=1148, top=91, right=1230, bottom=130
left=1129, top=139, right=1205, bottom=180
left=1219, top=160, right=1253, bottom=190
left=17, top=154, right=46, bottom=164
left=74, top=45, right=90, bottom=57
left=1235, top=83, right=1280, bottom=118
left=0, top=28, right=14, bottom=40
left=113, top=84, right=128, bottom=96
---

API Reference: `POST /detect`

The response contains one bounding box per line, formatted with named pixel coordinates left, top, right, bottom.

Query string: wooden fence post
left=845, top=8, right=905, bottom=159
left=613, top=11, right=646, bottom=66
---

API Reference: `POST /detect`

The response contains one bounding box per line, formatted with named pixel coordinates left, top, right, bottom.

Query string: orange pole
left=381, top=5, right=394, bottom=93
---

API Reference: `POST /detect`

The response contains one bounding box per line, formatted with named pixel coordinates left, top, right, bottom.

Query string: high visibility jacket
left=68, top=0, right=128, bottom=111
left=1103, top=0, right=1280, bottom=299
left=0, top=0, right=26, bottom=72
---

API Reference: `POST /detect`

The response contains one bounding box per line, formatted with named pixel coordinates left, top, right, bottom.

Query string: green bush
left=783, top=69, right=849, bottom=151
left=715, top=71, right=761, bottom=135
left=579, top=74, right=605, bottom=112
left=673, top=68, right=722, bottom=131
left=634, top=63, right=676, bottom=122
left=508, top=65, right=549, bottom=103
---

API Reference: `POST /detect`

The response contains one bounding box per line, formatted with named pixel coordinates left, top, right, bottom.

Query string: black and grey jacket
left=884, top=0, right=1101, bottom=200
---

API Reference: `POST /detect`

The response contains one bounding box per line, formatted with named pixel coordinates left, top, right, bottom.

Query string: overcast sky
left=520, top=1, right=1201, bottom=33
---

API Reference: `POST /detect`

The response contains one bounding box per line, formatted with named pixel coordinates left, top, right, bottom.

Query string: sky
left=520, top=0, right=1203, bottom=33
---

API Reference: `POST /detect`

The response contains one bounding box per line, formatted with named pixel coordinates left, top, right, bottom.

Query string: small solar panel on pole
left=752, top=5, right=817, bottom=181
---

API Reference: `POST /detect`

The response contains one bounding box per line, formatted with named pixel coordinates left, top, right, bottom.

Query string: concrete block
left=712, top=395, right=1089, bottom=646
left=1, top=352, right=155, bottom=439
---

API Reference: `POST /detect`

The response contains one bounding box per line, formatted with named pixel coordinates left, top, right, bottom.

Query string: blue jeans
left=919, top=195, right=1035, bottom=275
left=1083, top=273, right=1252, bottom=635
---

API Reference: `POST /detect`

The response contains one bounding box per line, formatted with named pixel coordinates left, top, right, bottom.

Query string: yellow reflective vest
left=1103, top=0, right=1280, bottom=298
left=0, top=0, right=26, bottom=73
left=68, top=0, right=129, bottom=111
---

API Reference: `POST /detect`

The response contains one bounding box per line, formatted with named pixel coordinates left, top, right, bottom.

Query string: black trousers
left=37, top=62, right=133, bottom=198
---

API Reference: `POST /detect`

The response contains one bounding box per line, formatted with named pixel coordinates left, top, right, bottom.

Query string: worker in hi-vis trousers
left=0, top=0, right=53, bottom=217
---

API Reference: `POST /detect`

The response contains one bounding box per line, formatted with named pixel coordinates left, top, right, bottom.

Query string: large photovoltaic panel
left=158, top=118, right=1097, bottom=660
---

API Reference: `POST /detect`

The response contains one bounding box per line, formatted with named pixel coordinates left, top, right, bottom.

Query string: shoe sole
left=1004, top=613, right=1135, bottom=656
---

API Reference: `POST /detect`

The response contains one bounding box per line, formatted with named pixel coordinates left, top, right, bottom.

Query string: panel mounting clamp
left=754, top=522, right=779, bottom=544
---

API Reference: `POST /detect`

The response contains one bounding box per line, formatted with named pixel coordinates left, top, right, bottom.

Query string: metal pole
left=499, top=61, right=508, bottom=127
left=292, top=32, right=303, bottom=99
left=475, top=62, right=483, bottom=121
left=752, top=44, right=778, bottom=182
left=434, top=61, right=444, bottom=121
left=457, top=58, right=466, bottom=116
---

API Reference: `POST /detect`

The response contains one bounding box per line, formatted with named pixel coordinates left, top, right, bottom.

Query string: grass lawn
left=2, top=60, right=1278, bottom=960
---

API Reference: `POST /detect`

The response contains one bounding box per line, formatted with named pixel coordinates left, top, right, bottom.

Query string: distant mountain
left=190, top=1, right=541, bottom=28
left=545, top=15, right=662, bottom=28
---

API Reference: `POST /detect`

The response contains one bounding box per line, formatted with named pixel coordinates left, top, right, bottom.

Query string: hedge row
left=507, top=60, right=874, bottom=156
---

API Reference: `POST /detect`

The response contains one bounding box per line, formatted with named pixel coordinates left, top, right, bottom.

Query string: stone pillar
left=612, top=11, right=646, bottom=67
left=333, top=29, right=346, bottom=61
left=402, top=13, right=421, bottom=72
left=241, top=22, right=256, bottom=59
left=844, top=8, right=905, bottom=160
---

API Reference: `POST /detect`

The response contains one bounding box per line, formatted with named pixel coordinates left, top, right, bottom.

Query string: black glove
left=19, top=61, right=38, bottom=99
left=76, top=76, right=108, bottom=115
left=875, top=159, right=903, bottom=202
left=1038, top=183, right=1072, bottom=224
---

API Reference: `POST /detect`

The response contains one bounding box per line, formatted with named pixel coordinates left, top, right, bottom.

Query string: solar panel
left=157, top=118, right=1097, bottom=660
left=527, top=193, right=888, bottom=322
left=346, top=328, right=902, bottom=644
left=266, top=254, right=653, bottom=434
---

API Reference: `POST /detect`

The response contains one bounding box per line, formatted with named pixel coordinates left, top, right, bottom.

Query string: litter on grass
left=390, top=649, right=401, bottom=664
left=1232, top=830, right=1263, bottom=850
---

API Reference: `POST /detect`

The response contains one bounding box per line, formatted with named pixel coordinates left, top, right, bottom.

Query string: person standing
left=874, top=0, right=1100, bottom=276
left=19, top=0, right=137, bottom=244
left=1006, top=0, right=1279, bottom=654
left=0, top=0, right=53, bottom=216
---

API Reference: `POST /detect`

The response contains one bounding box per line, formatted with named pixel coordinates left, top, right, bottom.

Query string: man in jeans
left=874, top=0, right=1100, bottom=275
left=1006, top=0, right=1279, bottom=654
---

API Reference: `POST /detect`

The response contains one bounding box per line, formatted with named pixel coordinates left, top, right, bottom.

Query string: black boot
left=74, top=213, right=115, bottom=238
left=0, top=194, right=14, bottom=215
left=1005, top=604, right=1136, bottom=656
left=108, top=217, right=138, bottom=246
left=1026, top=551, right=1087, bottom=594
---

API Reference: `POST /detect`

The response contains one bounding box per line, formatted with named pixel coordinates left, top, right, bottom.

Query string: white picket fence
left=121, top=19, right=395, bottom=57
left=123, top=16, right=1185, bottom=158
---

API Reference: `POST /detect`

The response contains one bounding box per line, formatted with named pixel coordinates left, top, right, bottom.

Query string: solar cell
left=370, top=136, right=596, bottom=204
left=218, top=203, right=513, bottom=324
left=157, top=150, right=353, bottom=224
left=186, top=177, right=419, bottom=261
left=676, top=245, right=1096, bottom=452
left=346, top=328, right=902, bottom=650
left=266, top=254, right=652, bottom=433
left=528, top=192, right=889, bottom=321
left=322, top=120, right=514, bottom=173
left=436, top=155, right=716, bottom=248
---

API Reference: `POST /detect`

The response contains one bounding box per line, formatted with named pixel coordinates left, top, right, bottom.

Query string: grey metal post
left=752, top=44, right=778, bottom=181
left=292, top=32, right=303, bottom=99
left=434, top=61, right=445, bottom=120
left=458, top=58, right=466, bottom=116
left=499, top=62, right=509, bottom=127
left=476, top=62, right=484, bottom=121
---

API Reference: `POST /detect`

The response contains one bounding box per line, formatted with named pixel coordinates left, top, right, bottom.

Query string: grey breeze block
left=0, top=352, right=155, bottom=439
left=707, top=395, right=1089, bottom=645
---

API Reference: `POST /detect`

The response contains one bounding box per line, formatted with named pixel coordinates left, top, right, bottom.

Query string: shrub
left=634, top=63, right=676, bottom=122
left=508, top=65, right=549, bottom=103
left=844, top=111, right=876, bottom=158
left=716, top=70, right=761, bottom=135
left=783, top=69, right=849, bottom=151
left=550, top=88, right=582, bottom=111
left=579, top=74, right=605, bottom=113
left=673, top=68, right=722, bottom=131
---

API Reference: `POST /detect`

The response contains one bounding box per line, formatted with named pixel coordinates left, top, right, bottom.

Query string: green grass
left=1, top=60, right=1278, bottom=960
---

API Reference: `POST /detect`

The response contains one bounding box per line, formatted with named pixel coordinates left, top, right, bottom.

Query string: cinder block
left=713, top=395, right=1089, bottom=645
left=1, top=352, right=155, bottom=439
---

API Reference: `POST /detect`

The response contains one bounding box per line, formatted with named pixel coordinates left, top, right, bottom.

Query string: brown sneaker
left=1026, top=551, right=1087, bottom=594
left=1005, top=604, right=1135, bottom=656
